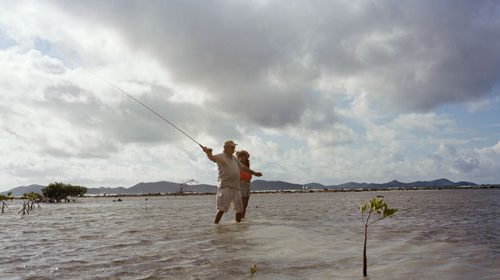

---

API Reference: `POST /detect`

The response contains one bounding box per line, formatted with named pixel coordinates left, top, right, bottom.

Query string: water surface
left=1, top=189, right=498, bottom=279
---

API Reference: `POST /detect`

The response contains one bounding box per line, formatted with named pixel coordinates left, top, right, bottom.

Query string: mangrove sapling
left=360, top=197, right=398, bottom=277
left=1, top=200, right=8, bottom=213
left=250, top=264, right=257, bottom=278
left=18, top=192, right=43, bottom=216
left=0, top=192, right=13, bottom=214
left=23, top=192, right=42, bottom=210
left=19, top=201, right=30, bottom=215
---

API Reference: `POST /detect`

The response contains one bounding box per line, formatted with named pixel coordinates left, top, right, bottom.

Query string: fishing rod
left=86, top=71, right=203, bottom=147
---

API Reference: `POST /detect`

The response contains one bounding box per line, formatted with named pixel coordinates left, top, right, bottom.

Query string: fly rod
left=87, top=71, right=203, bottom=147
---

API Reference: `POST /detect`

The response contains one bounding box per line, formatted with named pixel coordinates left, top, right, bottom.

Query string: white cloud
left=422, top=141, right=500, bottom=183
left=1, top=1, right=500, bottom=190
left=392, top=112, right=454, bottom=134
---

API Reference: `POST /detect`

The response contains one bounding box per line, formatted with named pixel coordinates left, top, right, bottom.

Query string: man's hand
left=200, top=145, right=213, bottom=155
left=253, top=172, right=262, bottom=177
left=201, top=145, right=217, bottom=163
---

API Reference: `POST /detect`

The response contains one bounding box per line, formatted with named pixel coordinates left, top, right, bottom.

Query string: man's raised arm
left=200, top=145, right=217, bottom=163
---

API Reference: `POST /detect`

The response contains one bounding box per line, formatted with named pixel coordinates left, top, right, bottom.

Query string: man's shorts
left=239, top=181, right=251, bottom=198
left=216, top=187, right=243, bottom=213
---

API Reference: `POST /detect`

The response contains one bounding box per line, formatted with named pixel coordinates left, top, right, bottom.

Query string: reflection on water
left=0, top=189, right=498, bottom=279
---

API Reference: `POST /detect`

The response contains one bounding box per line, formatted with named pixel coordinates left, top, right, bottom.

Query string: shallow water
left=1, top=189, right=499, bottom=279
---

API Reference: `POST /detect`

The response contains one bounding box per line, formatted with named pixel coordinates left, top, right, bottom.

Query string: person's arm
left=200, top=145, right=218, bottom=163
left=238, top=161, right=262, bottom=177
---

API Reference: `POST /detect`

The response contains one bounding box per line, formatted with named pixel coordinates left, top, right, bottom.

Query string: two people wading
left=201, top=140, right=262, bottom=224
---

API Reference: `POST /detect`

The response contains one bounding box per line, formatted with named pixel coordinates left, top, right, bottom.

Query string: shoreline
left=6, top=185, right=497, bottom=200
left=83, top=184, right=499, bottom=198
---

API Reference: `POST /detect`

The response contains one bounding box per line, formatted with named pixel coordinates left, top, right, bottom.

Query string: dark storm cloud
left=52, top=0, right=500, bottom=125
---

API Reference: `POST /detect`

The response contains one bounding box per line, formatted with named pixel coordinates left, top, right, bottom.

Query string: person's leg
left=215, top=188, right=229, bottom=224
left=239, top=181, right=251, bottom=219
left=241, top=196, right=249, bottom=218
left=235, top=211, right=243, bottom=222
left=214, top=210, right=224, bottom=224
left=232, top=189, right=244, bottom=223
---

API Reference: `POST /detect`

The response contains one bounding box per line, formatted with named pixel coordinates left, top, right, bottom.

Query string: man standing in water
left=201, top=140, right=262, bottom=224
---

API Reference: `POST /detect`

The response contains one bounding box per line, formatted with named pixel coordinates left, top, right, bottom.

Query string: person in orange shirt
left=236, top=150, right=253, bottom=219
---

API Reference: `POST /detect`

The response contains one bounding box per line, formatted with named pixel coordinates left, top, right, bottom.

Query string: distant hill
left=86, top=186, right=129, bottom=195
left=86, top=181, right=217, bottom=194
left=251, top=180, right=303, bottom=191
left=327, top=178, right=476, bottom=190
left=1, top=184, right=45, bottom=197
left=304, top=182, right=327, bottom=189
left=128, top=181, right=179, bottom=193
left=334, top=182, right=370, bottom=189
left=128, top=181, right=216, bottom=194
left=2, top=178, right=478, bottom=196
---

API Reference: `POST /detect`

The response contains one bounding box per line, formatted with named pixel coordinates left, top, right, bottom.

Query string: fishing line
left=85, top=70, right=203, bottom=147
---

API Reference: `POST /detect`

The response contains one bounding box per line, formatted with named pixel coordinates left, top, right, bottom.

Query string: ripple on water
left=0, top=190, right=499, bottom=279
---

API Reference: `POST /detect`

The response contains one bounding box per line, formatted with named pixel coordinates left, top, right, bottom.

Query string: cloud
left=466, top=95, right=500, bottom=113
left=51, top=0, right=500, bottom=123
left=416, top=141, right=500, bottom=183
left=434, top=143, right=480, bottom=174
left=392, top=112, right=454, bottom=134
left=2, top=1, right=500, bottom=190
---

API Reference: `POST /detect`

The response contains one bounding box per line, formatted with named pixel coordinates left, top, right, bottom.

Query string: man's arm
left=200, top=145, right=218, bottom=163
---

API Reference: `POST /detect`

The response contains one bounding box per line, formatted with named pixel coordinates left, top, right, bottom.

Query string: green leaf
left=383, top=208, right=398, bottom=217
left=250, top=264, right=257, bottom=274
left=360, top=203, right=368, bottom=213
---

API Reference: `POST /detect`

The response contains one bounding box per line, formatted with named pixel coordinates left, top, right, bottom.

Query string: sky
left=1, top=0, right=500, bottom=191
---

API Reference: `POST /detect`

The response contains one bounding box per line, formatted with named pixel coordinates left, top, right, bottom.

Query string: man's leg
left=214, top=210, right=224, bottom=224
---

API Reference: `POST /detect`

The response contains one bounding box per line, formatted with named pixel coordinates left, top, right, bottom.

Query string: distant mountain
left=454, top=181, right=476, bottom=186
left=87, top=181, right=217, bottom=194
left=408, top=178, right=454, bottom=187
left=86, top=186, right=129, bottom=195
left=128, top=181, right=180, bottom=193
left=304, top=182, right=326, bottom=189
left=334, top=182, right=370, bottom=189
left=328, top=178, right=476, bottom=190
left=2, top=178, right=479, bottom=196
left=1, top=184, right=45, bottom=196
left=251, top=180, right=303, bottom=191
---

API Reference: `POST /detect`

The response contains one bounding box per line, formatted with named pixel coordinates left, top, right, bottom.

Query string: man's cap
left=224, top=140, right=237, bottom=147
left=236, top=150, right=250, bottom=158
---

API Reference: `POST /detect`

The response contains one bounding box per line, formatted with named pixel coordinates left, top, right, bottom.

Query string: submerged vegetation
left=250, top=264, right=257, bottom=278
left=360, top=197, right=398, bottom=277
left=0, top=182, right=87, bottom=216
left=19, top=192, right=42, bottom=215
left=0, top=192, right=13, bottom=213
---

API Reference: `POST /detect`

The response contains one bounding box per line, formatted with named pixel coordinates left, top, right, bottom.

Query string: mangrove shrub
left=360, top=197, right=398, bottom=277
left=42, top=182, right=87, bottom=203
